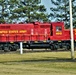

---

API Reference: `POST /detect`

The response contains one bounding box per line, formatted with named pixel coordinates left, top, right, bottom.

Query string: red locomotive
left=0, top=22, right=75, bottom=51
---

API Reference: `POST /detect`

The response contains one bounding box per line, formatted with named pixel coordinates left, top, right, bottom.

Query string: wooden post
left=20, top=42, right=23, bottom=54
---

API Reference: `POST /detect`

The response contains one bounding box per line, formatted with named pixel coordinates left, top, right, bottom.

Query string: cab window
left=56, top=26, right=62, bottom=31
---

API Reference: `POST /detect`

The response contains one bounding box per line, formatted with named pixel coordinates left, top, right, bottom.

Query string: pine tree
left=0, top=0, right=49, bottom=23
left=0, top=0, right=9, bottom=23
left=72, top=0, right=76, bottom=28
left=9, top=0, right=49, bottom=23
left=49, top=0, right=76, bottom=28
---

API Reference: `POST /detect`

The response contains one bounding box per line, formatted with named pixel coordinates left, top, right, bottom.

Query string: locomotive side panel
left=34, top=23, right=50, bottom=41
left=0, top=24, right=34, bottom=42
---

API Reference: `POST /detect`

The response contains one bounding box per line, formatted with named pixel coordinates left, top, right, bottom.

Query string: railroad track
left=0, top=48, right=71, bottom=54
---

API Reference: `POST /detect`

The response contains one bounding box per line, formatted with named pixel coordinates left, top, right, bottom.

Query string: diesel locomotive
left=0, top=22, right=75, bottom=51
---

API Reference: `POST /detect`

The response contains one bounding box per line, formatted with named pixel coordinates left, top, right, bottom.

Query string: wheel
left=64, top=44, right=71, bottom=50
left=50, top=45, right=54, bottom=50
left=54, top=44, right=58, bottom=50
left=10, top=46, right=17, bottom=51
left=4, top=46, right=10, bottom=52
left=50, top=44, right=58, bottom=51
left=66, top=45, right=71, bottom=50
left=9, top=44, right=19, bottom=51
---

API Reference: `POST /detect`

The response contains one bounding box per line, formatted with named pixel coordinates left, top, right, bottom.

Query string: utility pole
left=69, top=0, right=74, bottom=59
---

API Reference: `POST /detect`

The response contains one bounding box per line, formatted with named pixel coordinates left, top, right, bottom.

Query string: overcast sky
left=41, top=0, right=51, bottom=14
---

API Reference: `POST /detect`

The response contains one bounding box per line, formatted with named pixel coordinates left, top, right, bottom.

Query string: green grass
left=0, top=51, right=76, bottom=75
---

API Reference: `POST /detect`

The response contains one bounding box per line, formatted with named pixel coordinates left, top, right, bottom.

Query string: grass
left=0, top=51, right=76, bottom=75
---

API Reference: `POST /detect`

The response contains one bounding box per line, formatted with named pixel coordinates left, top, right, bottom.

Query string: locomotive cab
left=50, top=22, right=71, bottom=50
left=54, top=22, right=64, bottom=36
left=50, top=22, right=64, bottom=40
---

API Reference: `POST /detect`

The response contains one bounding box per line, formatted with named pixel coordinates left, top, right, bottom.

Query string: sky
left=41, top=0, right=51, bottom=14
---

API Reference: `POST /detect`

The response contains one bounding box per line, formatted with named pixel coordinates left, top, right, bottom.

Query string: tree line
left=49, top=0, right=76, bottom=28
left=0, top=0, right=76, bottom=28
left=0, top=0, right=49, bottom=23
